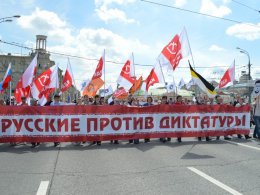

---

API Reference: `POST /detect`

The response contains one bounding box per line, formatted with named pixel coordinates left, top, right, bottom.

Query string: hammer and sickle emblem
left=38, top=74, right=50, bottom=86
left=166, top=42, right=177, bottom=55
left=122, top=61, right=130, bottom=75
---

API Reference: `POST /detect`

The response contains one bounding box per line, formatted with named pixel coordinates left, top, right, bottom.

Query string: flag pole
left=158, top=60, right=168, bottom=93
left=103, top=49, right=106, bottom=93
left=232, top=59, right=235, bottom=104
left=183, top=27, right=195, bottom=69
left=9, top=81, right=12, bottom=101
left=132, top=52, right=136, bottom=96
left=183, top=27, right=199, bottom=97
left=172, top=71, right=175, bottom=99
left=132, top=52, right=135, bottom=78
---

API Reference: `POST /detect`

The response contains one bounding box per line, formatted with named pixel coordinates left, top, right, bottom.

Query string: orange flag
left=83, top=78, right=104, bottom=97
left=129, top=76, right=143, bottom=94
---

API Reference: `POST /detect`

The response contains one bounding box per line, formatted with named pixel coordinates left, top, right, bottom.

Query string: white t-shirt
left=50, top=101, right=66, bottom=106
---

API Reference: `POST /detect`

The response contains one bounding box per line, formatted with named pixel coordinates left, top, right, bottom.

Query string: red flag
left=161, top=34, right=182, bottom=70
left=92, top=50, right=105, bottom=80
left=145, top=68, right=159, bottom=91
left=117, top=55, right=136, bottom=91
left=14, top=80, right=30, bottom=103
left=217, top=60, right=235, bottom=89
left=61, top=61, right=75, bottom=92
left=113, top=87, right=128, bottom=99
left=159, top=28, right=191, bottom=70
left=31, top=65, right=56, bottom=99
left=38, top=88, right=55, bottom=105
left=15, top=54, right=38, bottom=103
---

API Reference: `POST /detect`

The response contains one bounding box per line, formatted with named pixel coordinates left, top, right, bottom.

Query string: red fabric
left=61, top=69, right=73, bottom=92
left=0, top=130, right=250, bottom=143
left=146, top=68, right=159, bottom=91
left=92, top=56, right=104, bottom=80
left=0, top=105, right=250, bottom=142
left=0, top=104, right=250, bottom=115
left=161, top=34, right=183, bottom=70
left=113, top=88, right=128, bottom=99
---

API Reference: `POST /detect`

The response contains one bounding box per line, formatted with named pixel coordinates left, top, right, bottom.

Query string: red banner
left=0, top=105, right=250, bottom=142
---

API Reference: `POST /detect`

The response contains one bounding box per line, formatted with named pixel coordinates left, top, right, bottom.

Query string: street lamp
left=0, top=15, right=21, bottom=24
left=236, top=47, right=252, bottom=103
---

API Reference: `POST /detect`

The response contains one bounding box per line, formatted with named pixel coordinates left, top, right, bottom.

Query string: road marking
left=36, top=181, right=49, bottom=195
left=187, top=167, right=243, bottom=195
left=224, top=140, right=260, bottom=151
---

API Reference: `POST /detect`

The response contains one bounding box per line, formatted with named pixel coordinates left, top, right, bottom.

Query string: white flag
left=167, top=82, right=176, bottom=93
left=178, top=78, right=185, bottom=89
left=117, top=53, right=135, bottom=91
left=22, top=53, right=38, bottom=88
left=186, top=78, right=195, bottom=89
left=100, top=85, right=113, bottom=97
left=80, top=79, right=90, bottom=91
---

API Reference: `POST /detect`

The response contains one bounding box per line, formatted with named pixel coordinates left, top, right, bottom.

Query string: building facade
left=0, top=35, right=79, bottom=102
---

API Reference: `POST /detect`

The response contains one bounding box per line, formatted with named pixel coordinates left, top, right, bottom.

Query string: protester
left=131, top=97, right=140, bottom=107
left=44, top=95, right=53, bottom=106
left=21, top=96, right=28, bottom=106
left=215, top=95, right=232, bottom=140
left=128, top=96, right=140, bottom=144
left=142, top=96, right=154, bottom=143
left=100, top=96, right=105, bottom=105
left=50, top=93, right=64, bottom=147
left=168, top=97, right=174, bottom=104
left=252, top=96, right=260, bottom=140
left=92, top=95, right=102, bottom=146
left=196, top=97, right=212, bottom=142
left=82, top=95, right=89, bottom=105
left=31, top=99, right=40, bottom=148
left=0, top=99, right=5, bottom=105
left=174, top=95, right=184, bottom=142
left=110, top=98, right=120, bottom=144
left=234, top=97, right=251, bottom=139
left=8, top=97, right=16, bottom=146
left=126, top=95, right=137, bottom=144
left=160, top=96, right=171, bottom=143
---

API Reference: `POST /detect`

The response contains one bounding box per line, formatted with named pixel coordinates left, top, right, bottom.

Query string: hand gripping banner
left=0, top=105, right=250, bottom=142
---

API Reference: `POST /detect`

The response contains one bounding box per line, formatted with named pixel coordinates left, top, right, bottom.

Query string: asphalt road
left=0, top=134, right=259, bottom=195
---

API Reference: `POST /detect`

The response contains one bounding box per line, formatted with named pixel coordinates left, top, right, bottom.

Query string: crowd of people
left=0, top=93, right=259, bottom=148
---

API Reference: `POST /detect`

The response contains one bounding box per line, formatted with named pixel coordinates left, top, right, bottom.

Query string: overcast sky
left=0, top=0, right=260, bottom=90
